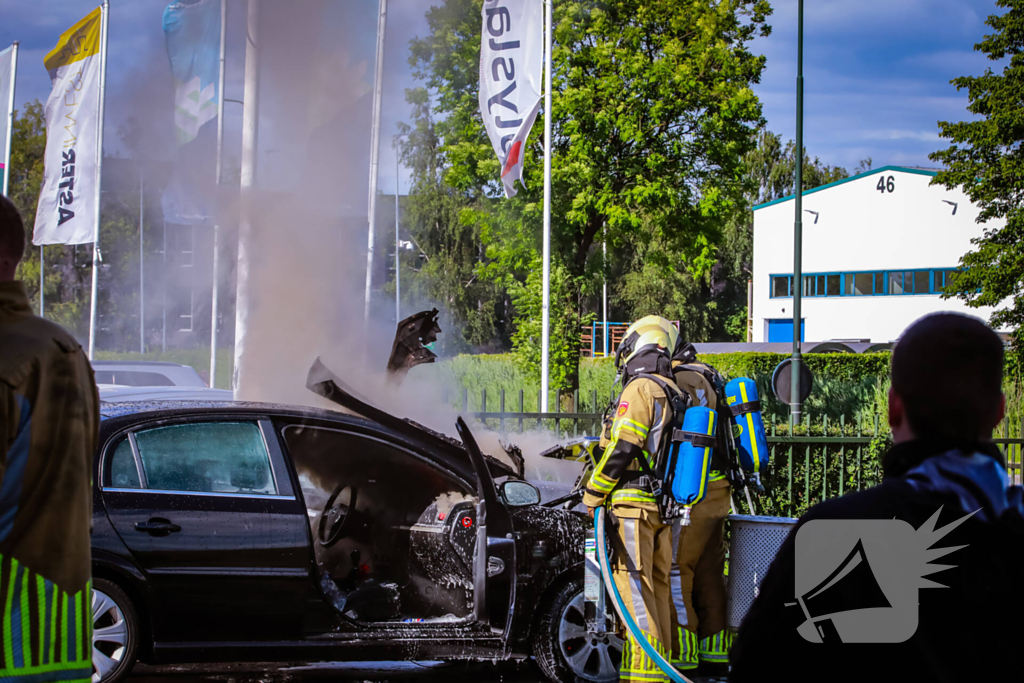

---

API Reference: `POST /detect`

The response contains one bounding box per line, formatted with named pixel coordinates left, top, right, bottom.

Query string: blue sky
left=0, top=0, right=1006, bottom=192
left=758, top=0, right=1002, bottom=172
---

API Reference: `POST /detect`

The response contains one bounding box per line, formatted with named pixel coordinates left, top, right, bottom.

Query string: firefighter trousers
left=610, top=505, right=673, bottom=683
left=668, top=478, right=732, bottom=669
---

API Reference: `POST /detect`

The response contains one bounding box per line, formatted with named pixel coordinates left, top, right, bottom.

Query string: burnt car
left=90, top=362, right=621, bottom=683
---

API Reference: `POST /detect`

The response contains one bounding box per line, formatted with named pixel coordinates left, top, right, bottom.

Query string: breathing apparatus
left=659, top=326, right=772, bottom=514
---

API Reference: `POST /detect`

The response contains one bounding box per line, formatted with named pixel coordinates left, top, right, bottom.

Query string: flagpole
left=139, top=170, right=144, bottom=353
left=233, top=0, right=261, bottom=392
left=2, top=42, right=16, bottom=197
left=88, top=0, right=110, bottom=361
left=364, top=0, right=387, bottom=326
left=162, top=219, right=167, bottom=352
left=395, top=141, right=400, bottom=325
left=540, top=0, right=553, bottom=412
left=603, top=226, right=608, bottom=357
left=210, top=0, right=226, bottom=389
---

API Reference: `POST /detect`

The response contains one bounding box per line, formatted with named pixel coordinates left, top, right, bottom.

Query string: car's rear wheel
left=92, top=579, right=138, bottom=683
left=532, top=578, right=623, bottom=683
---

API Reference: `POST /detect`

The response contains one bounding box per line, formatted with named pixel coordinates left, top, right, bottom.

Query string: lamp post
left=790, top=0, right=805, bottom=423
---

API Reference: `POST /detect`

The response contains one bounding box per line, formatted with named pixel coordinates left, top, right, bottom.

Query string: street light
left=791, top=0, right=805, bottom=423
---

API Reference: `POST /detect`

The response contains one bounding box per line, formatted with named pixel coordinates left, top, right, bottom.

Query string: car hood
left=306, top=357, right=520, bottom=479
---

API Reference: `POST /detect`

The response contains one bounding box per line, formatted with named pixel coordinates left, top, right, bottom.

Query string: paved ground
left=131, top=661, right=729, bottom=683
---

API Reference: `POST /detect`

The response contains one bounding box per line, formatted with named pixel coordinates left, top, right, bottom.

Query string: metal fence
left=456, top=388, right=1024, bottom=518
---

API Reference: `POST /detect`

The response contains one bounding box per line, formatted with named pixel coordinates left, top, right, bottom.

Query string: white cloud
left=860, top=129, right=942, bottom=141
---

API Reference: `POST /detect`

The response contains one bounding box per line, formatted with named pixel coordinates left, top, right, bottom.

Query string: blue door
left=767, top=319, right=805, bottom=343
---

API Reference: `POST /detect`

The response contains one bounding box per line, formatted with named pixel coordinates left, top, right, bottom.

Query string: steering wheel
left=318, top=484, right=358, bottom=548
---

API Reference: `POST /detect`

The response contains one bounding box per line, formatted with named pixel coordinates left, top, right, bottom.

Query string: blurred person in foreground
left=0, top=194, right=98, bottom=683
left=730, top=312, right=1024, bottom=682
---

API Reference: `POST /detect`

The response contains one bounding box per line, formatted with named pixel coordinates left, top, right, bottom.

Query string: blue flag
left=163, top=0, right=220, bottom=147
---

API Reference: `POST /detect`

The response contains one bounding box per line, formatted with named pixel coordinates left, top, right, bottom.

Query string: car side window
left=133, top=422, right=277, bottom=495
left=108, top=438, right=141, bottom=488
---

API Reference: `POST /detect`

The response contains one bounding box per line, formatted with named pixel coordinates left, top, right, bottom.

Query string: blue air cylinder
left=725, top=377, right=769, bottom=473
left=669, top=406, right=717, bottom=519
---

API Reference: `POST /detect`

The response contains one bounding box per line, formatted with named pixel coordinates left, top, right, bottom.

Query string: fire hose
left=594, top=506, right=695, bottom=683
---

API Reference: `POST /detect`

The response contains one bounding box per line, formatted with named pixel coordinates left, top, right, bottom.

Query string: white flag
left=33, top=7, right=103, bottom=246
left=0, top=45, right=15, bottom=192
left=478, top=0, right=543, bottom=199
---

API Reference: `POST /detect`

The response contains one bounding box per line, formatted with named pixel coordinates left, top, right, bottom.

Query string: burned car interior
left=282, top=424, right=477, bottom=623
left=299, top=357, right=535, bottom=625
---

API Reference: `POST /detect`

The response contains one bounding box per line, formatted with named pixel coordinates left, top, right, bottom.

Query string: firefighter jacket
left=583, top=375, right=680, bottom=512
left=0, top=281, right=99, bottom=682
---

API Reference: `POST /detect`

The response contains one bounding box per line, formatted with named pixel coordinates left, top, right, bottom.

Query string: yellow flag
left=33, top=7, right=104, bottom=245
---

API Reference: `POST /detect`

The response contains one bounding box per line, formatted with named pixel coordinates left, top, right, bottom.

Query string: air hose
left=595, top=506, right=694, bottom=683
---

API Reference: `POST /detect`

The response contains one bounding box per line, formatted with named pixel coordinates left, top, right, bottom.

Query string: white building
left=750, top=166, right=1004, bottom=343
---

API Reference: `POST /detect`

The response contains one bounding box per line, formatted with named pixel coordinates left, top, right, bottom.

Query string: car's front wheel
left=92, top=579, right=139, bottom=683
left=532, top=578, right=623, bottom=683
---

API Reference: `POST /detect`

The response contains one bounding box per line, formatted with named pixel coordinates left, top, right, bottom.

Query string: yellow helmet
left=615, top=315, right=676, bottom=370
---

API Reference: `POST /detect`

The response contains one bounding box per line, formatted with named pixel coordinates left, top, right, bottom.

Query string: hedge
left=435, top=352, right=892, bottom=416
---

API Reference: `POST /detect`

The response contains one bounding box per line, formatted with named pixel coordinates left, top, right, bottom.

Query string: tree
left=931, top=0, right=1024, bottom=356
left=8, top=101, right=160, bottom=345
left=405, top=0, right=772, bottom=391
left=397, top=87, right=508, bottom=354
left=9, top=100, right=91, bottom=332
left=638, top=129, right=850, bottom=343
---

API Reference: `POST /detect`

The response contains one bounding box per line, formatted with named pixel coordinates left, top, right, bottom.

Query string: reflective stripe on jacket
left=583, top=375, right=679, bottom=511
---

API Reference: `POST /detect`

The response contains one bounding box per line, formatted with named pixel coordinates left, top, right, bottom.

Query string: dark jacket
left=730, top=438, right=1024, bottom=682
left=0, top=281, right=98, bottom=679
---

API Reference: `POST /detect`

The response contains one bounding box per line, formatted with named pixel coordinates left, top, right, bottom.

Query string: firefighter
left=584, top=318, right=679, bottom=683
left=657, top=327, right=733, bottom=672
left=0, top=194, right=99, bottom=682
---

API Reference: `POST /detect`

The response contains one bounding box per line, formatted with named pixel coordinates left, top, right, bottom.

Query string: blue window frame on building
left=769, top=268, right=958, bottom=299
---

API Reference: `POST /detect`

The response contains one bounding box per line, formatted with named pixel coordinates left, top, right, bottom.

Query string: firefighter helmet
left=615, top=315, right=676, bottom=372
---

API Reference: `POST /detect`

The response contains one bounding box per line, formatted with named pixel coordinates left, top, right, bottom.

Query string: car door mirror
left=500, top=480, right=541, bottom=507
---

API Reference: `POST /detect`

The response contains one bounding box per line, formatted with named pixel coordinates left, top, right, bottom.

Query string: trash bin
left=727, top=514, right=798, bottom=630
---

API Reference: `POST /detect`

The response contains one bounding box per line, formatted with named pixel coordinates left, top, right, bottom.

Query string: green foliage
left=508, top=257, right=592, bottom=396
left=8, top=100, right=154, bottom=345
left=616, top=239, right=742, bottom=343
left=437, top=351, right=892, bottom=414
left=734, top=418, right=890, bottom=519
left=745, top=129, right=850, bottom=206
left=7, top=101, right=46, bottom=231
left=930, top=0, right=1024, bottom=362
left=396, top=87, right=507, bottom=354
left=439, top=353, right=616, bottom=413
left=9, top=101, right=92, bottom=335
left=403, top=0, right=774, bottom=379
left=655, top=127, right=855, bottom=345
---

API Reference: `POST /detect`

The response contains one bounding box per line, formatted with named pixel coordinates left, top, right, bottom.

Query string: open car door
left=305, top=359, right=517, bottom=634
left=455, top=417, right=517, bottom=635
